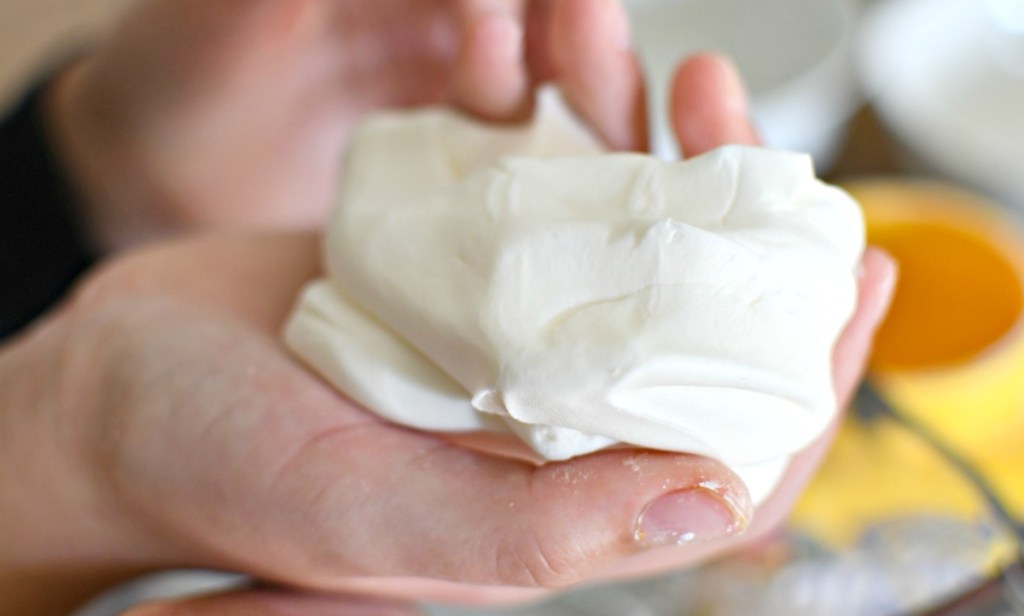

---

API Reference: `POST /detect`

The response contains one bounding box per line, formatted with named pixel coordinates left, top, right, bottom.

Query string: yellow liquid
left=793, top=180, right=1024, bottom=549
left=851, top=182, right=1024, bottom=372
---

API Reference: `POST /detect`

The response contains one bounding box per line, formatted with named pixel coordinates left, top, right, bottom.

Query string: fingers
left=122, top=588, right=419, bottom=616
left=453, top=0, right=531, bottom=118
left=454, top=0, right=646, bottom=150
left=548, top=0, right=647, bottom=150
left=832, top=247, right=899, bottom=406
left=523, top=0, right=559, bottom=82
left=669, top=53, right=760, bottom=157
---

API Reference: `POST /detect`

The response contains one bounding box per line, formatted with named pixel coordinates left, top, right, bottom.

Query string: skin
left=46, top=0, right=646, bottom=250
left=0, top=1, right=897, bottom=613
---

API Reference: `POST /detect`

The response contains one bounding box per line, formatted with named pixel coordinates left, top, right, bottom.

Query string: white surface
left=859, top=0, right=1024, bottom=210
left=75, top=571, right=245, bottom=616
left=286, top=89, right=864, bottom=504
left=624, top=0, right=862, bottom=169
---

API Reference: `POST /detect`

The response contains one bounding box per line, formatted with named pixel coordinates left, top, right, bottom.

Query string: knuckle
left=495, top=527, right=587, bottom=588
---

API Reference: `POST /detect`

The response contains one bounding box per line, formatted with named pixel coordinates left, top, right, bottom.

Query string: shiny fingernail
left=635, top=484, right=750, bottom=547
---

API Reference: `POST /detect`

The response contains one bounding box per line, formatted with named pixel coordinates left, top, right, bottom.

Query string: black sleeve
left=1, top=80, right=98, bottom=340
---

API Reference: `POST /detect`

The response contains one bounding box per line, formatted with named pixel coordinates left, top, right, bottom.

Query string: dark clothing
left=0, top=82, right=96, bottom=339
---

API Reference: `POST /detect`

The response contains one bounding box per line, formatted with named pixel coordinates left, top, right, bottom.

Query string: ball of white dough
left=285, top=88, right=864, bottom=503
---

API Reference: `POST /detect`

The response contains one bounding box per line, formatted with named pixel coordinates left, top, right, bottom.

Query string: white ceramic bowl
left=625, top=0, right=862, bottom=171
left=859, top=0, right=1024, bottom=210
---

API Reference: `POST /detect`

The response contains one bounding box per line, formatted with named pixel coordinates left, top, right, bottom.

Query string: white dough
left=285, top=89, right=864, bottom=504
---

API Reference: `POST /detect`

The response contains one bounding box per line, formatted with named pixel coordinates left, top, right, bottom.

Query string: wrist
left=0, top=317, right=171, bottom=615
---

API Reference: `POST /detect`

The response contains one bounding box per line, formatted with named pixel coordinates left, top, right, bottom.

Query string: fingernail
left=635, top=484, right=750, bottom=547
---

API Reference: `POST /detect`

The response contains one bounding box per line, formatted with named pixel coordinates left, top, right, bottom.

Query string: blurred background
left=6, top=0, right=1024, bottom=613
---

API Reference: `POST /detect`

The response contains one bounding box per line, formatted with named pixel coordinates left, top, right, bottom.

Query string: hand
left=0, top=55, right=895, bottom=615
left=2, top=238, right=892, bottom=616
left=43, top=0, right=645, bottom=250
left=0, top=231, right=755, bottom=616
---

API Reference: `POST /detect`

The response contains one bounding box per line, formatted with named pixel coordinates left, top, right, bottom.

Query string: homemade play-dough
left=285, top=89, right=864, bottom=503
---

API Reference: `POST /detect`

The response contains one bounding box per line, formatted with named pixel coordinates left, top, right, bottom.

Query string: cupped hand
left=45, top=0, right=644, bottom=250
left=2, top=232, right=754, bottom=616
left=1, top=54, right=895, bottom=616
left=8, top=230, right=888, bottom=616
